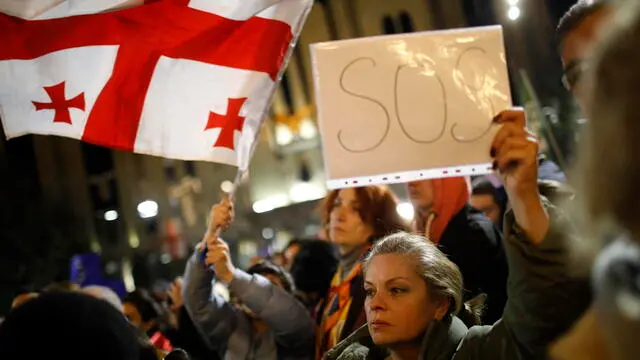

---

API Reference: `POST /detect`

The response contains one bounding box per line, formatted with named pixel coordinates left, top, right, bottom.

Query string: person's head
left=83, top=285, right=124, bottom=313
left=408, top=177, right=469, bottom=243
left=233, top=261, right=295, bottom=319
left=247, top=261, right=295, bottom=293
left=289, top=240, right=339, bottom=299
left=363, top=232, right=463, bottom=347
left=42, top=280, right=80, bottom=292
left=582, top=0, right=640, bottom=242
left=283, top=239, right=302, bottom=270
left=270, top=252, right=286, bottom=268
left=123, top=290, right=160, bottom=332
left=0, top=292, right=140, bottom=360
left=322, top=186, right=409, bottom=253
left=558, top=0, right=613, bottom=110
left=470, top=178, right=507, bottom=226
left=11, top=292, right=39, bottom=309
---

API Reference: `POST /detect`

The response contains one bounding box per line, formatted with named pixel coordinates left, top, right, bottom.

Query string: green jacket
left=324, top=200, right=591, bottom=360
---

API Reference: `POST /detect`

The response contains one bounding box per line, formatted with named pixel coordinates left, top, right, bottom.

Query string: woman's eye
left=390, top=287, right=407, bottom=295
left=364, top=288, right=375, bottom=297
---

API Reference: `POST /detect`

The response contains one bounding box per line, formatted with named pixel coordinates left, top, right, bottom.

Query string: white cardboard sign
left=311, top=26, right=511, bottom=189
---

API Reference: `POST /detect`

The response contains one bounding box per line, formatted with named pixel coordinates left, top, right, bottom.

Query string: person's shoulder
left=454, top=321, right=518, bottom=360
left=465, top=206, right=502, bottom=245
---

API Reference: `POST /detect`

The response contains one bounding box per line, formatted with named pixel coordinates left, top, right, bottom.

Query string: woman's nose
left=331, top=206, right=346, bottom=221
left=368, top=293, right=386, bottom=311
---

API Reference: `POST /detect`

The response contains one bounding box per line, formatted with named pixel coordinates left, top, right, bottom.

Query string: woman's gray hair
left=363, top=232, right=463, bottom=316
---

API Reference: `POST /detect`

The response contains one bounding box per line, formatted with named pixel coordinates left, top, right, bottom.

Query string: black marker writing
left=338, top=57, right=391, bottom=153
left=451, top=47, right=495, bottom=143
left=394, top=63, right=447, bottom=144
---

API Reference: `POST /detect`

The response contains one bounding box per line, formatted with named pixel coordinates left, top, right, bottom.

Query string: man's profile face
left=560, top=7, right=612, bottom=112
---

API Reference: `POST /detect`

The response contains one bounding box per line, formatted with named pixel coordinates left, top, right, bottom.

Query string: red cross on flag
left=0, top=0, right=312, bottom=170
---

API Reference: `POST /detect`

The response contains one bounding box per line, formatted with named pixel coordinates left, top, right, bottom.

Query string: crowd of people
left=1, top=0, right=639, bottom=359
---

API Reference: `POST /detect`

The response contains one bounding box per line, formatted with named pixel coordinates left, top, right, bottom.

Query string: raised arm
left=491, top=108, right=590, bottom=356
left=228, top=268, right=315, bottom=350
left=182, top=197, right=239, bottom=349
left=182, top=245, right=238, bottom=348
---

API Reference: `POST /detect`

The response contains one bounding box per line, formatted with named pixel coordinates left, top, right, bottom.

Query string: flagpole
left=202, top=0, right=314, bottom=261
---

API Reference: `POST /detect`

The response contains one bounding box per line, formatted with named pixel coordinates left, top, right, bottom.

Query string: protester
left=284, top=239, right=303, bottom=270
left=11, top=291, right=39, bottom=309
left=0, top=291, right=141, bottom=359
left=551, top=1, right=640, bottom=359
left=270, top=252, right=287, bottom=268
left=83, top=285, right=124, bottom=312
left=469, top=176, right=508, bottom=229
left=316, top=186, right=409, bottom=358
left=163, top=278, right=220, bottom=360
left=557, top=0, right=612, bottom=111
left=408, top=177, right=508, bottom=324
left=325, top=106, right=589, bottom=360
left=124, top=289, right=173, bottom=352
left=288, top=239, right=339, bottom=315
left=183, top=198, right=315, bottom=360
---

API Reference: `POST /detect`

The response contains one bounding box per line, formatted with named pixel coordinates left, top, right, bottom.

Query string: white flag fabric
left=0, top=0, right=312, bottom=169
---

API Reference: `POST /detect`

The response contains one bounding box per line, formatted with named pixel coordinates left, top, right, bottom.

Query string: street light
left=104, top=210, right=119, bottom=222
left=137, top=200, right=158, bottom=219
left=508, top=6, right=521, bottom=21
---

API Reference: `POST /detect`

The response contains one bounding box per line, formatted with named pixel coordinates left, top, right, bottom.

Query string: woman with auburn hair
left=315, top=186, right=409, bottom=359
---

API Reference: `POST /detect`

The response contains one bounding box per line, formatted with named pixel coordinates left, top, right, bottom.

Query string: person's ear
left=434, top=297, right=451, bottom=321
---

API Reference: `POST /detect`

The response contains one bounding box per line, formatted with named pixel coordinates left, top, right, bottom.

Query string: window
left=382, top=15, right=397, bottom=34
left=399, top=12, right=415, bottom=33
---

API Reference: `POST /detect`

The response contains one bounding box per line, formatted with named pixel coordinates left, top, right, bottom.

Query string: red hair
left=321, top=186, right=409, bottom=241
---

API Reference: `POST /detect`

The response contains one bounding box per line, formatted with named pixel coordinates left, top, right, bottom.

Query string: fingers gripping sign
left=490, top=108, right=539, bottom=197
left=490, top=107, right=549, bottom=245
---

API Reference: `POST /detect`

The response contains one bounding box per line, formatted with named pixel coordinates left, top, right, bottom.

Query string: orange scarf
left=315, top=247, right=369, bottom=359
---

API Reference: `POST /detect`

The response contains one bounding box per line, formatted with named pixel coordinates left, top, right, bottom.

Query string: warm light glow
left=507, top=0, right=519, bottom=5
left=104, top=210, right=119, bottom=222
left=137, top=200, right=158, bottom=219
left=299, top=118, right=317, bottom=140
left=396, top=202, right=415, bottom=221
left=252, top=194, right=290, bottom=213
left=289, top=182, right=326, bottom=203
left=220, top=180, right=234, bottom=193
left=508, top=6, right=520, bottom=21
left=275, top=123, right=294, bottom=146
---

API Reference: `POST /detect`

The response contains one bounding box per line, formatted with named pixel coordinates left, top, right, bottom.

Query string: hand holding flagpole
left=198, top=171, right=243, bottom=272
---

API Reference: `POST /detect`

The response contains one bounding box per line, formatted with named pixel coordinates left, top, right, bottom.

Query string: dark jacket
left=325, top=200, right=591, bottom=360
left=439, top=205, right=508, bottom=324
left=183, top=254, right=315, bottom=360
left=164, top=307, right=220, bottom=360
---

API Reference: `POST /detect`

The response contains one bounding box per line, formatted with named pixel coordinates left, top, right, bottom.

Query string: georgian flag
left=0, top=0, right=312, bottom=169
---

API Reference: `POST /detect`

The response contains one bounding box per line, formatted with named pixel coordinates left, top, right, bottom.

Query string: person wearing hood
left=325, top=107, right=590, bottom=360
left=407, top=177, right=508, bottom=324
